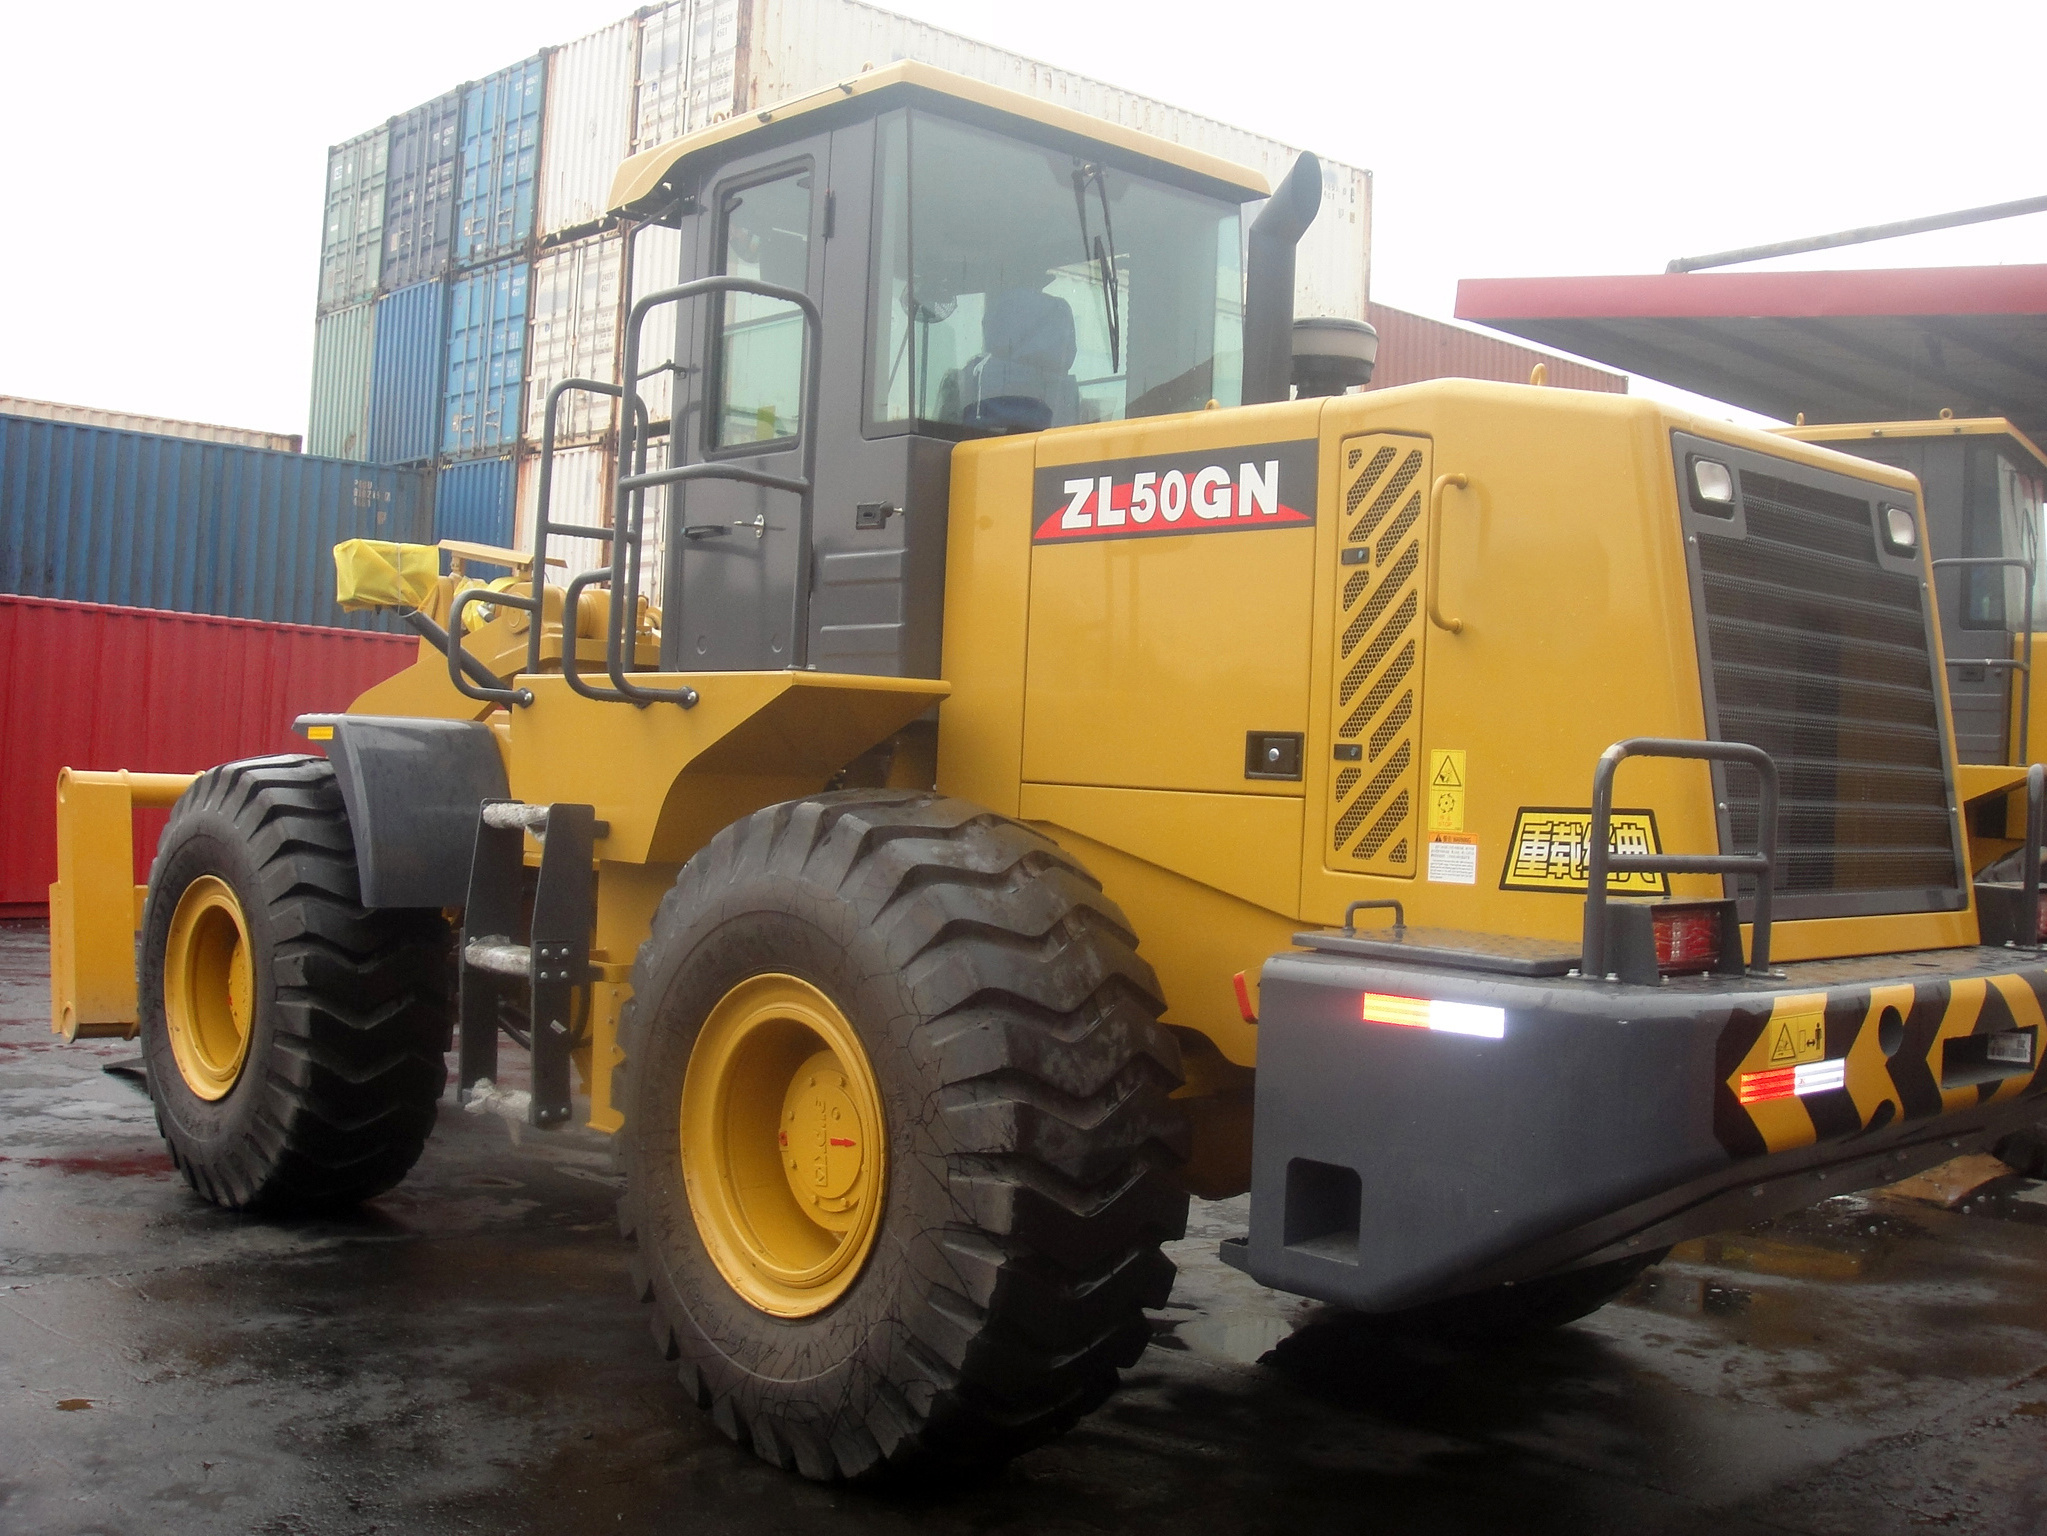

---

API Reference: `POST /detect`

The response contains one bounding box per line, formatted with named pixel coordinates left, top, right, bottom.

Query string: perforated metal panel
left=1328, top=434, right=1430, bottom=874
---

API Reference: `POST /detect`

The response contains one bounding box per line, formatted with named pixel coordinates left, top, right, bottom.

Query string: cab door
left=660, top=134, right=828, bottom=671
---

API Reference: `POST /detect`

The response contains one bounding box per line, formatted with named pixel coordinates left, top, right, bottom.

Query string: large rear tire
left=139, top=756, right=451, bottom=1212
left=615, top=790, right=1188, bottom=1481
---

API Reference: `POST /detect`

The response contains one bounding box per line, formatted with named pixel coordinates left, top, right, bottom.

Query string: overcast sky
left=4, top=0, right=2043, bottom=436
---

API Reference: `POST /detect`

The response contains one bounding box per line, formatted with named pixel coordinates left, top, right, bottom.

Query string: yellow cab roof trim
left=606, top=58, right=1271, bottom=217
left=1779, top=417, right=2047, bottom=478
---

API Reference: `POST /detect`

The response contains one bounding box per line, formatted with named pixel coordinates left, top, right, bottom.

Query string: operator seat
left=951, top=286, right=1082, bottom=431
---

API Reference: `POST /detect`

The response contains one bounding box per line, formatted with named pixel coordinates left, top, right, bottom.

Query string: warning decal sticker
left=1500, top=807, right=1669, bottom=896
left=1426, top=749, right=1466, bottom=833
left=1030, top=439, right=1318, bottom=545
left=1427, top=834, right=1478, bottom=885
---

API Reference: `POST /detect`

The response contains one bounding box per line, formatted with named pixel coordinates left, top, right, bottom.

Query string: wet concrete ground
left=5, top=918, right=2047, bottom=1535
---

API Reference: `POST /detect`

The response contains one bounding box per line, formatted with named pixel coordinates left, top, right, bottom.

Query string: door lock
left=856, top=501, right=901, bottom=531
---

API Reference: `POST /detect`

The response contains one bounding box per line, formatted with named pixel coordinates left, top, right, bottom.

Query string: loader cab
left=1781, top=419, right=2047, bottom=764
left=604, top=62, right=1270, bottom=679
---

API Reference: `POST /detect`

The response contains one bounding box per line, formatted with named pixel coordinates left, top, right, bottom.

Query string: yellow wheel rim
left=163, top=875, right=255, bottom=1101
left=680, top=974, right=887, bottom=1317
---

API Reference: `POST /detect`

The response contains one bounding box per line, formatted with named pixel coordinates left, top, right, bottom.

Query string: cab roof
left=1778, top=416, right=2047, bottom=478
left=606, top=59, right=1271, bottom=221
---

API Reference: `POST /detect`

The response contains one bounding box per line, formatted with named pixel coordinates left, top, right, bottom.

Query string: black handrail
left=558, top=569, right=699, bottom=708
left=525, top=376, right=652, bottom=679
left=446, top=588, right=537, bottom=708
left=1932, top=553, right=2036, bottom=764
left=1580, top=737, right=1779, bottom=979
left=610, top=276, right=824, bottom=707
left=2025, top=761, right=2045, bottom=950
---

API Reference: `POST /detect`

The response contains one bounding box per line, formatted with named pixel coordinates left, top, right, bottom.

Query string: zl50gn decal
left=1032, top=439, right=1318, bottom=545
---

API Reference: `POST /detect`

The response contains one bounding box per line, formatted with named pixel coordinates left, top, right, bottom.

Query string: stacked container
left=306, top=0, right=1381, bottom=596
left=0, top=596, right=422, bottom=914
left=0, top=414, right=431, bottom=631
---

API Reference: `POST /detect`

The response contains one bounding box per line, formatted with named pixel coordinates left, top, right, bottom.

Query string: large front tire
left=139, top=756, right=451, bottom=1212
left=615, top=790, right=1189, bottom=1481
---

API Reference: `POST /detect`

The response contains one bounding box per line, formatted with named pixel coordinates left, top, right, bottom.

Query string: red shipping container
left=1364, top=302, right=1627, bottom=396
left=0, top=596, right=420, bottom=914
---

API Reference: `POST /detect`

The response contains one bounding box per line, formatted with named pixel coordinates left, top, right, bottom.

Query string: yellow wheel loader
left=47, top=61, right=2047, bottom=1482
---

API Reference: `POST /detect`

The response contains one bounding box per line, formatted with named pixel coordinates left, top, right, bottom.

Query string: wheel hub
left=681, top=975, right=887, bottom=1317
left=163, top=875, right=254, bottom=1101
left=780, top=1054, right=868, bottom=1215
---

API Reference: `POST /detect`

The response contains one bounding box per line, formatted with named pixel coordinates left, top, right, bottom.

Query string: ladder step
left=464, top=937, right=531, bottom=977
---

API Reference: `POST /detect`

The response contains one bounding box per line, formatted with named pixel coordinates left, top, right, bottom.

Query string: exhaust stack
left=1243, top=153, right=1324, bottom=405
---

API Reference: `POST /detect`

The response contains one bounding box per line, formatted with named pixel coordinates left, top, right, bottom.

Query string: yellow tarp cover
left=335, top=539, right=439, bottom=612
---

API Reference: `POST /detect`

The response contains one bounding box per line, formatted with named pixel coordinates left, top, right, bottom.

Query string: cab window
left=869, top=109, right=1243, bottom=435
left=712, top=167, right=811, bottom=449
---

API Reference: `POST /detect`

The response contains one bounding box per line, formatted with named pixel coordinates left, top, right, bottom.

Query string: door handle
left=1427, top=473, right=1469, bottom=634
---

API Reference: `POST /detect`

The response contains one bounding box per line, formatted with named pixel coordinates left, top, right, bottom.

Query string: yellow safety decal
left=1716, top=971, right=2047, bottom=1158
left=305, top=725, right=335, bottom=741
left=1425, top=833, right=1478, bottom=885
left=1499, top=807, right=1668, bottom=896
left=1426, top=749, right=1466, bottom=833
left=1768, top=1009, right=1825, bottom=1065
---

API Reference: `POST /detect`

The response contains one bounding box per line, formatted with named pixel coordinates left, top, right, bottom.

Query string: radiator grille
left=1329, top=435, right=1428, bottom=874
left=1690, top=458, right=1962, bottom=913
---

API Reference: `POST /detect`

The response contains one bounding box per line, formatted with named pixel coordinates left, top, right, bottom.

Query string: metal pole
left=1666, top=193, right=2047, bottom=274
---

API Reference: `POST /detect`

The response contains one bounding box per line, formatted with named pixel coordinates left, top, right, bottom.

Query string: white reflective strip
left=1793, top=1058, right=1845, bottom=1096
left=1428, top=1000, right=1507, bottom=1039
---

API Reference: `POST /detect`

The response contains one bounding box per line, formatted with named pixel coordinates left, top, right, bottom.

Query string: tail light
left=1654, top=903, right=1726, bottom=972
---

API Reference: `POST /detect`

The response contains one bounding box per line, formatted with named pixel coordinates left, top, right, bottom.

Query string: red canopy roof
left=1454, top=266, right=2047, bottom=441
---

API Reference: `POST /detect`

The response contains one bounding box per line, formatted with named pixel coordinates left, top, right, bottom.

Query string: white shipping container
left=540, top=19, right=639, bottom=236
left=634, top=0, right=744, bottom=152
left=526, top=235, right=625, bottom=443
left=624, top=224, right=687, bottom=428
left=308, top=303, right=375, bottom=459
left=728, top=0, right=1370, bottom=321
left=319, top=126, right=390, bottom=313
left=517, top=442, right=615, bottom=587
left=0, top=396, right=301, bottom=453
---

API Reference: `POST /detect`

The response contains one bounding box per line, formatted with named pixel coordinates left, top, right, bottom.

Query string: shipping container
left=633, top=0, right=744, bottom=152
left=541, top=19, right=637, bottom=236
left=458, top=55, right=548, bottom=269
left=308, top=302, right=375, bottom=460
left=319, top=125, right=390, bottom=313
left=369, top=280, right=448, bottom=465
left=436, top=454, right=520, bottom=574
left=444, top=259, right=530, bottom=456
left=1362, top=302, right=1627, bottom=395
left=0, top=595, right=419, bottom=913
left=526, top=235, right=623, bottom=443
left=516, top=442, right=614, bottom=583
left=0, top=414, right=431, bottom=630
left=382, top=91, right=462, bottom=291
left=732, top=0, right=1373, bottom=322
left=0, top=396, right=300, bottom=454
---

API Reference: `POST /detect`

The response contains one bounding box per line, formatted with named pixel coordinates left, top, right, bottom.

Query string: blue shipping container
left=369, top=280, right=447, bottom=465
left=0, top=414, right=432, bottom=630
left=457, top=57, right=546, bottom=269
left=383, top=91, right=462, bottom=291
left=435, top=456, right=519, bottom=576
left=444, top=259, right=529, bottom=457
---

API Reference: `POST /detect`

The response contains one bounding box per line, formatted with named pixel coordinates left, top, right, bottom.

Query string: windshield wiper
left=1071, top=161, right=1121, bottom=374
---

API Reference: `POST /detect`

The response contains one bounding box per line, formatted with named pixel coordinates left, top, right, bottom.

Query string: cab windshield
left=868, top=109, right=1244, bottom=434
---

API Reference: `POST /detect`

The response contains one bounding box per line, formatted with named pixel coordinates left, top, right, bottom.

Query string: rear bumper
left=1229, top=946, right=2047, bottom=1311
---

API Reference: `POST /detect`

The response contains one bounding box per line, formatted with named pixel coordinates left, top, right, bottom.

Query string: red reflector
left=1654, top=905, right=1722, bottom=972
